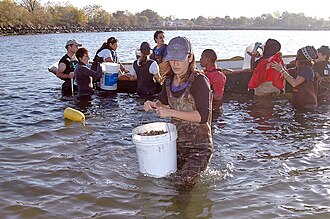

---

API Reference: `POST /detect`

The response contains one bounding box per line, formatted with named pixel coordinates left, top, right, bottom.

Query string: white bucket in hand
left=132, top=122, right=177, bottom=178
left=100, top=63, right=120, bottom=90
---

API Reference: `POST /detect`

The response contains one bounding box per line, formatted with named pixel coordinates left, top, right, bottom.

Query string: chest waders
left=165, top=72, right=213, bottom=188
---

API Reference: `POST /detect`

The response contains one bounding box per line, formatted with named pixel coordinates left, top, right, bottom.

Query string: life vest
left=133, top=59, right=158, bottom=95
left=248, top=52, right=285, bottom=90
left=151, top=44, right=167, bottom=64
left=91, top=44, right=117, bottom=70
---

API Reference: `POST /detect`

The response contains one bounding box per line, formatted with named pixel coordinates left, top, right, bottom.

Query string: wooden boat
left=49, top=55, right=296, bottom=94
left=118, top=55, right=296, bottom=94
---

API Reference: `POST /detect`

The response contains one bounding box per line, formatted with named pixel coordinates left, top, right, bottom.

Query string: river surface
left=0, top=30, right=330, bottom=218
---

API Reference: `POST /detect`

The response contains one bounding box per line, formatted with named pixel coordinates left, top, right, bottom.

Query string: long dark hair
left=139, top=45, right=152, bottom=66
left=139, top=53, right=150, bottom=66
left=95, top=37, right=118, bottom=55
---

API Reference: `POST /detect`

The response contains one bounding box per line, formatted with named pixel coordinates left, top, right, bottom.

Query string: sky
left=42, top=0, right=329, bottom=20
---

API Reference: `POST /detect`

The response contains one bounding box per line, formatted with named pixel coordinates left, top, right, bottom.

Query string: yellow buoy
left=64, top=107, right=85, bottom=122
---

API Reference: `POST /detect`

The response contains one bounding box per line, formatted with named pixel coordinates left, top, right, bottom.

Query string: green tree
left=46, top=4, right=87, bottom=26
left=84, top=4, right=111, bottom=26
left=113, top=10, right=130, bottom=26
left=128, top=13, right=138, bottom=26
left=254, top=13, right=275, bottom=27
left=137, top=9, right=161, bottom=25
left=138, top=16, right=149, bottom=27
left=0, top=0, right=29, bottom=26
left=209, top=17, right=222, bottom=26
left=194, top=16, right=208, bottom=26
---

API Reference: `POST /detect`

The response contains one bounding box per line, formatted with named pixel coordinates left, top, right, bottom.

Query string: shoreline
left=1, top=25, right=329, bottom=36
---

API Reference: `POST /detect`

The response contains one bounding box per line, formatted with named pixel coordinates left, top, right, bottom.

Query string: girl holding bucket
left=144, top=36, right=213, bottom=188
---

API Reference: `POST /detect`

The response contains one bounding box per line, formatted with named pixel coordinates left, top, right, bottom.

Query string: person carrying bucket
left=144, top=36, right=213, bottom=188
left=56, top=39, right=82, bottom=96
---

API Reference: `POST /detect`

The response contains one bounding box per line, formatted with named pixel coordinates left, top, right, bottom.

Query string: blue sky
left=42, top=0, right=329, bottom=19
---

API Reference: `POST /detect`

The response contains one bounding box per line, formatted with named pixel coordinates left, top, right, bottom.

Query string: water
left=1, top=30, right=330, bottom=218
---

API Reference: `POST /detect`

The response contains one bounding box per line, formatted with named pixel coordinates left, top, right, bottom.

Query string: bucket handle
left=140, top=111, right=170, bottom=124
left=140, top=111, right=172, bottom=140
left=140, top=111, right=153, bottom=125
left=166, top=122, right=171, bottom=142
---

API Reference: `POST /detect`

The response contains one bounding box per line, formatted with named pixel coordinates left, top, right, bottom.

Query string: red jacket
left=248, top=52, right=284, bottom=90
left=204, top=64, right=226, bottom=99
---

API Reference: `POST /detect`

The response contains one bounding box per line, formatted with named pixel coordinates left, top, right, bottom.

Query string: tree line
left=1, top=0, right=330, bottom=35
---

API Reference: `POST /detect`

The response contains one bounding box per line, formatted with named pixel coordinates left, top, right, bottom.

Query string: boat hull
left=117, top=55, right=295, bottom=94
left=50, top=55, right=295, bottom=94
left=117, top=70, right=255, bottom=94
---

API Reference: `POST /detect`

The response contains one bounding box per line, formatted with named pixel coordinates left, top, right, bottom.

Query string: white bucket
left=242, top=42, right=263, bottom=69
left=100, top=63, right=120, bottom=90
left=132, top=122, right=178, bottom=178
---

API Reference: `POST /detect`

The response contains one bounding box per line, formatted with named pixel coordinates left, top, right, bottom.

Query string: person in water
left=56, top=39, right=82, bottom=96
left=200, top=49, right=227, bottom=117
left=129, top=42, right=162, bottom=96
left=74, top=48, right=102, bottom=99
left=150, top=30, right=172, bottom=80
left=91, top=37, right=129, bottom=73
left=151, top=30, right=168, bottom=64
left=313, top=45, right=330, bottom=102
left=144, top=36, right=213, bottom=188
left=272, top=46, right=318, bottom=110
left=248, top=38, right=285, bottom=96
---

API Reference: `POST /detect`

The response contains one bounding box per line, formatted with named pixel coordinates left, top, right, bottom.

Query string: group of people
left=247, top=38, right=330, bottom=110
left=53, top=32, right=227, bottom=188
left=52, top=32, right=329, bottom=188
